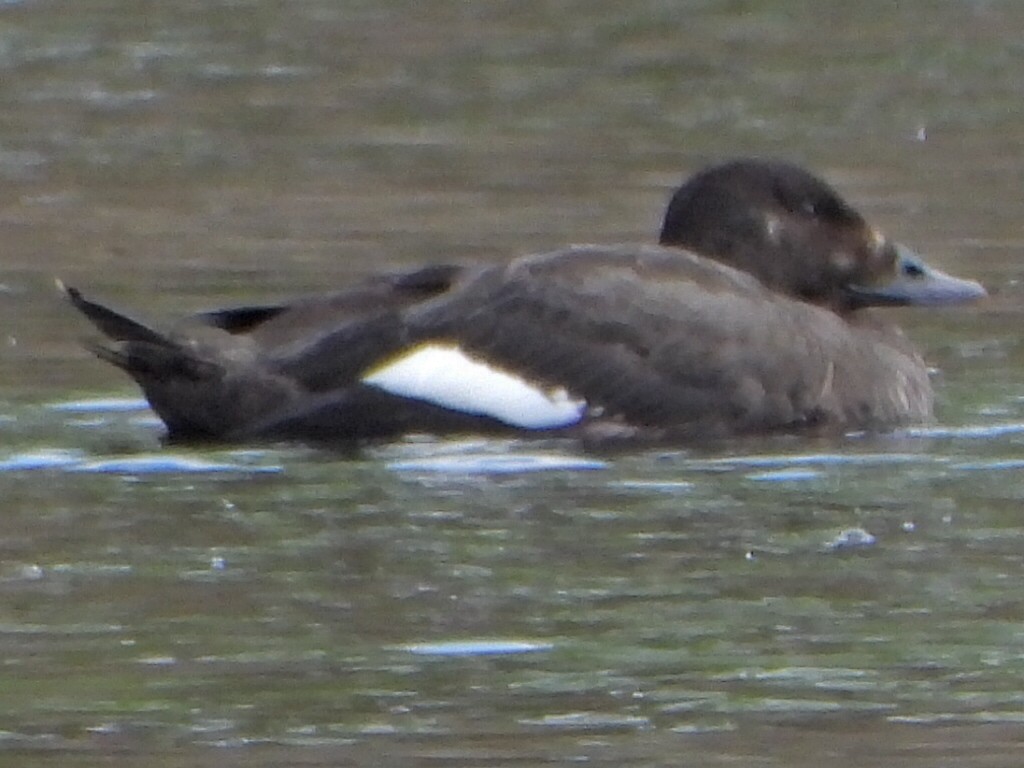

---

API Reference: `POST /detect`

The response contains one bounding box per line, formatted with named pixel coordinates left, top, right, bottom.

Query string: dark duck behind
left=63, top=159, right=986, bottom=444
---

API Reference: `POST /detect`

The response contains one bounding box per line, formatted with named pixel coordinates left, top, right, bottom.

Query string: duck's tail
left=59, top=282, right=274, bottom=439
left=58, top=280, right=219, bottom=382
left=58, top=280, right=166, bottom=346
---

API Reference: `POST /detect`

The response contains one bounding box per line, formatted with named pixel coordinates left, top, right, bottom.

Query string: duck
left=63, top=158, right=986, bottom=445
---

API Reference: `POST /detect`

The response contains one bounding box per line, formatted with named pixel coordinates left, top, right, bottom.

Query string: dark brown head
left=659, top=159, right=985, bottom=310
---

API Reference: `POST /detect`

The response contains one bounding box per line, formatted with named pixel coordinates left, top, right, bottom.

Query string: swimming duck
left=63, top=159, right=985, bottom=444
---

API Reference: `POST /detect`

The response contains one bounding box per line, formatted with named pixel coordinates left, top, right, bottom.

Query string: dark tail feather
left=60, top=281, right=218, bottom=381
left=79, top=337, right=217, bottom=382
left=194, top=304, right=288, bottom=334
left=58, top=280, right=170, bottom=347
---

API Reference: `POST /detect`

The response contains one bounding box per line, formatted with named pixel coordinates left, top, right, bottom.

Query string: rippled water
left=4, top=1, right=1024, bottom=766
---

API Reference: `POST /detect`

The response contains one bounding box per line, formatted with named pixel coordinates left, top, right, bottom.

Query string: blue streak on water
left=0, top=450, right=280, bottom=475
left=70, top=456, right=282, bottom=475
left=897, top=422, right=1024, bottom=439
left=825, top=528, right=878, bottom=551
left=389, top=453, right=608, bottom=475
left=694, top=453, right=925, bottom=469
left=46, top=397, right=150, bottom=413
left=950, top=459, right=1024, bottom=471
left=611, top=480, right=695, bottom=492
left=745, top=469, right=824, bottom=482
left=401, top=639, right=555, bottom=657
left=0, top=449, right=84, bottom=471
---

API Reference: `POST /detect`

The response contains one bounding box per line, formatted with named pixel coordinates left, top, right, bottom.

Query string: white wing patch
left=362, top=343, right=586, bottom=430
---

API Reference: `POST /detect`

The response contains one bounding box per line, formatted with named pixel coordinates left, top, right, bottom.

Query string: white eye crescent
left=764, top=213, right=782, bottom=243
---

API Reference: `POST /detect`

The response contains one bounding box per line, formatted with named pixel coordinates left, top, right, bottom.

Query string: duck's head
left=659, top=159, right=985, bottom=311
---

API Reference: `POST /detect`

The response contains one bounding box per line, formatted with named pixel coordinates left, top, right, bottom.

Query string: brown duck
left=64, top=159, right=986, bottom=444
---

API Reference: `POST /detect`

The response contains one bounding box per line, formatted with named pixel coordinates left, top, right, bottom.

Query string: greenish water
left=2, top=1, right=1024, bottom=765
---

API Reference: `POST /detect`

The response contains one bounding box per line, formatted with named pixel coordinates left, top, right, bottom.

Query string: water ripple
left=70, top=455, right=281, bottom=475
left=0, top=449, right=83, bottom=471
left=0, top=449, right=280, bottom=475
left=746, top=468, right=824, bottom=482
left=401, top=639, right=555, bottom=657
left=825, top=527, right=878, bottom=551
left=691, top=452, right=927, bottom=470
left=389, top=453, right=607, bottom=475
left=46, top=396, right=150, bottom=413
left=897, top=422, right=1024, bottom=439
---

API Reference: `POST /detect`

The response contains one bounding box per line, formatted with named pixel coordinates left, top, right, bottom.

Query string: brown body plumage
left=64, top=159, right=985, bottom=444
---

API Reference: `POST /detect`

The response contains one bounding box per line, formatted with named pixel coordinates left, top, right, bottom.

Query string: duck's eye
left=902, top=261, right=926, bottom=278
left=798, top=196, right=848, bottom=221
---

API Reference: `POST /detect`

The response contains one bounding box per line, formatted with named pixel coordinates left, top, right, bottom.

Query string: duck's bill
left=847, top=243, right=987, bottom=307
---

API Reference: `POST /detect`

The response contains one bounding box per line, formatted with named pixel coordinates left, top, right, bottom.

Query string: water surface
left=2, top=1, right=1024, bottom=765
